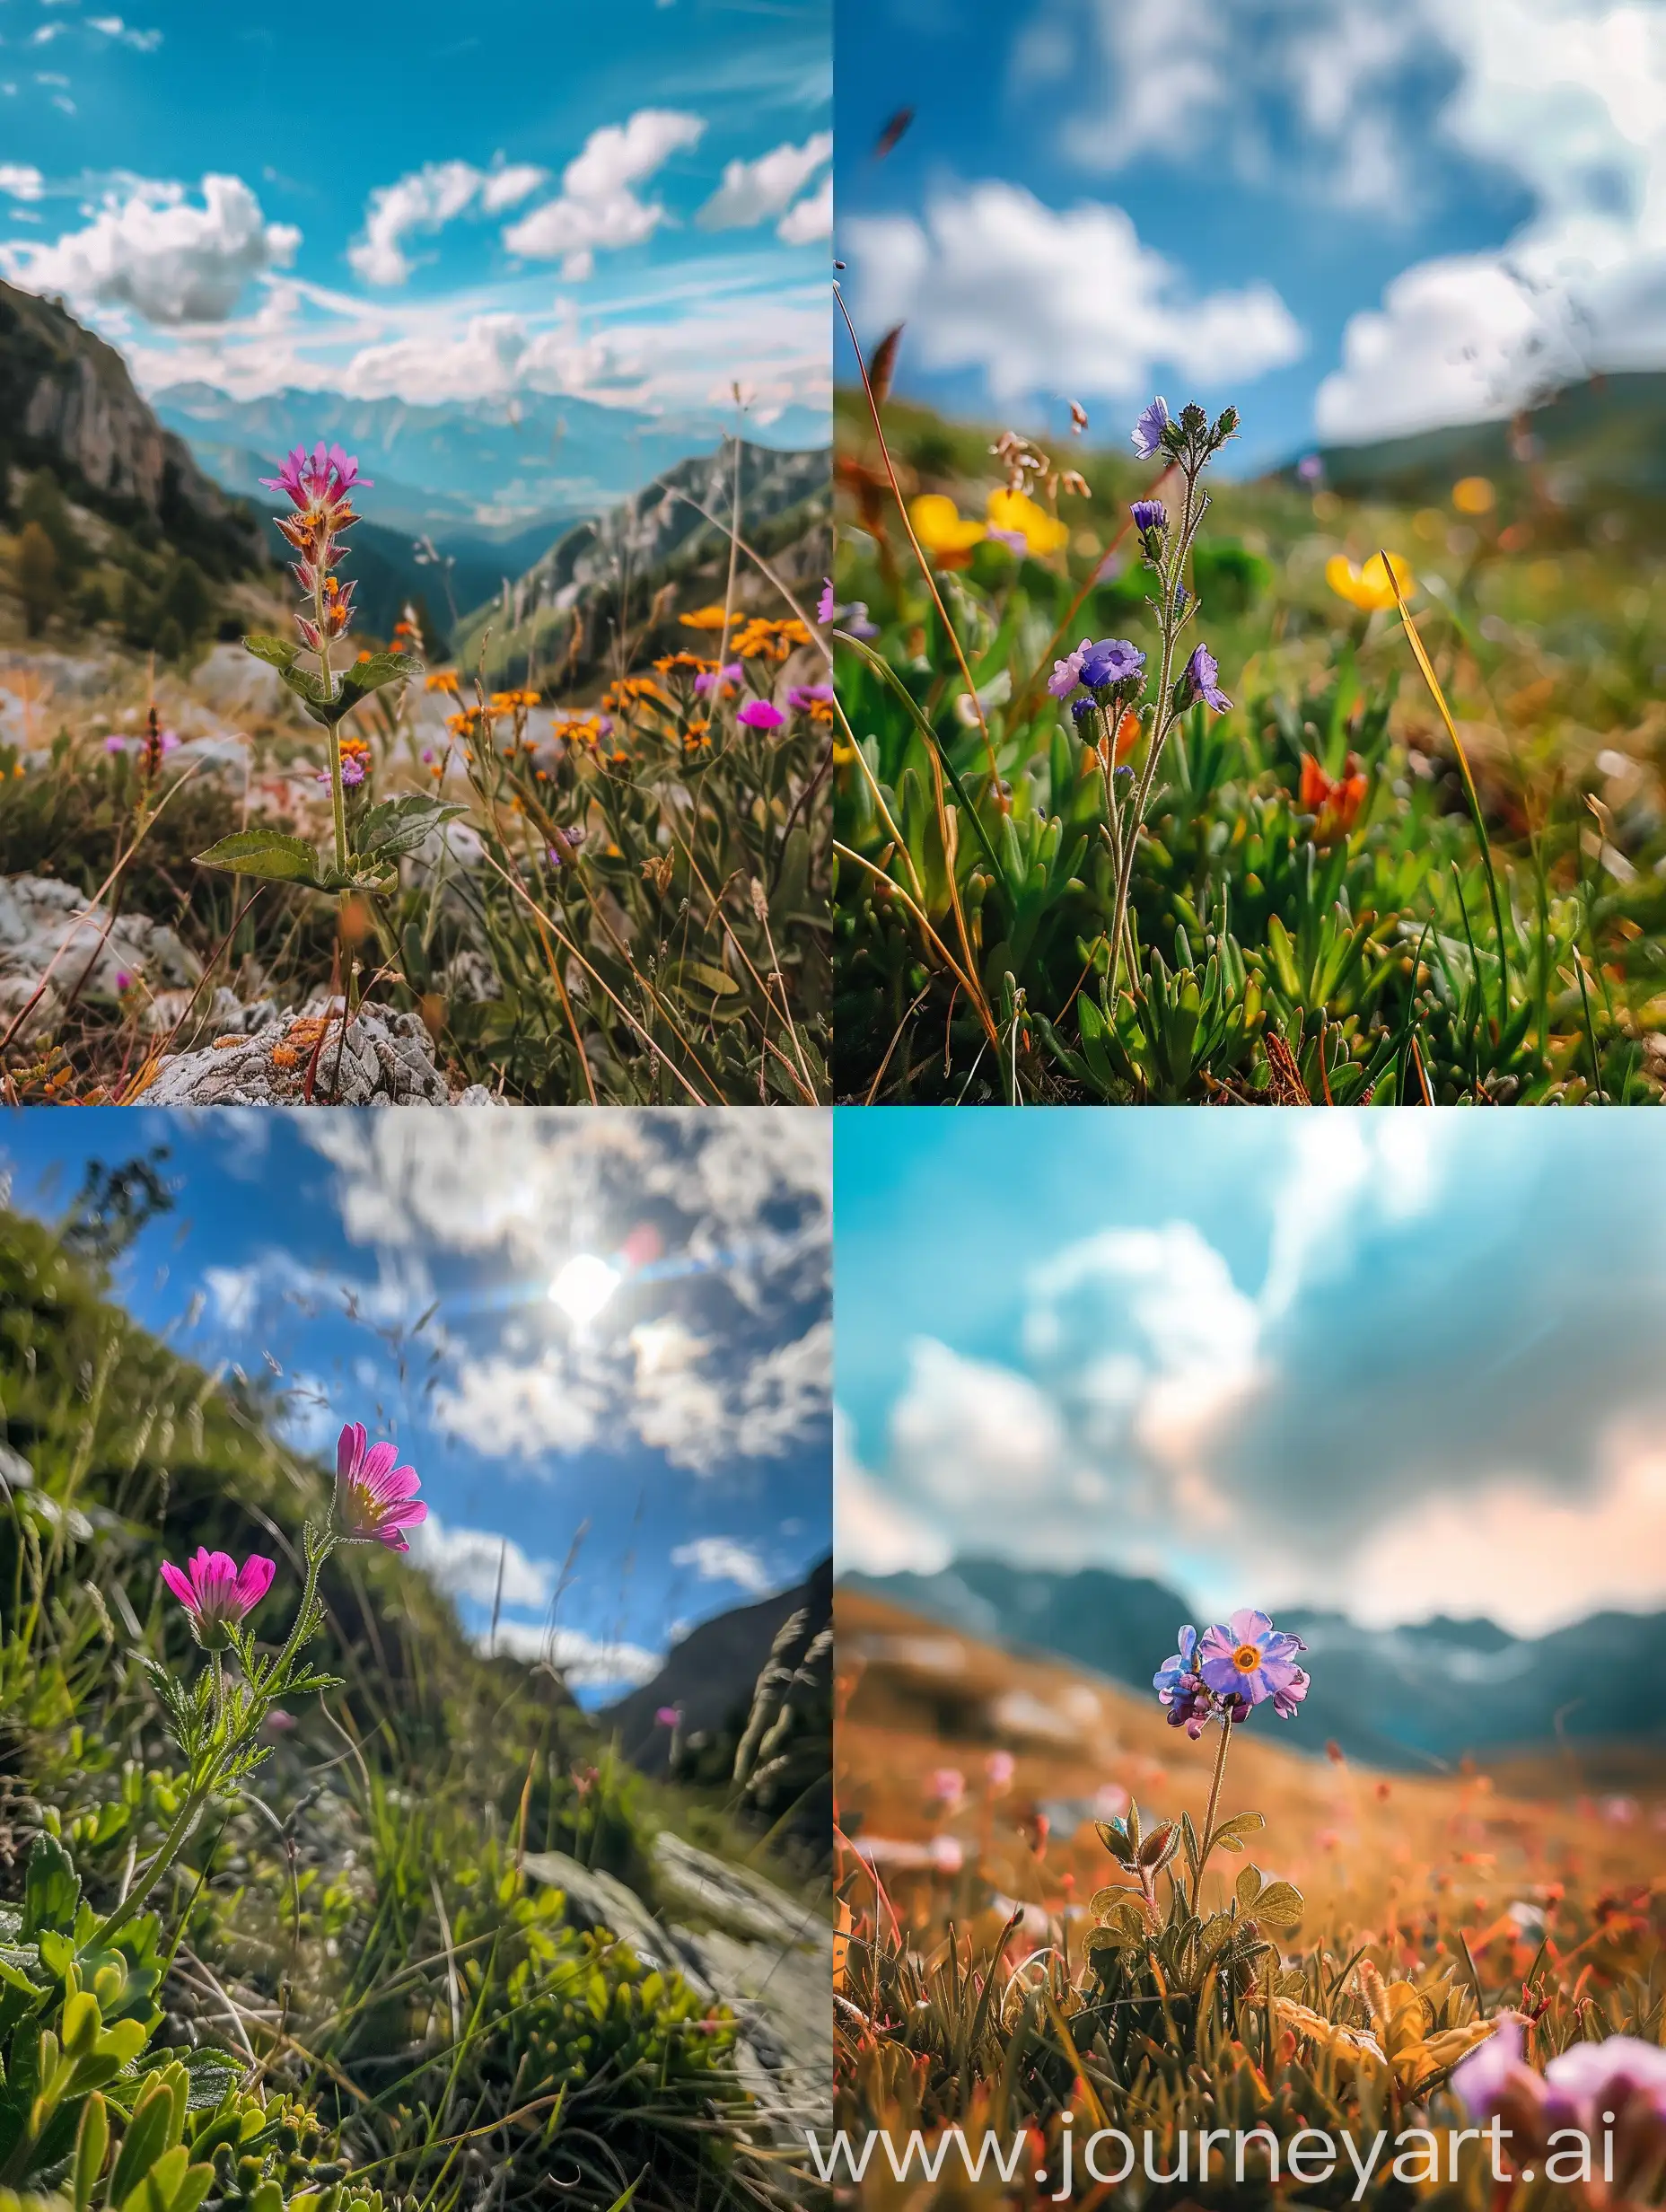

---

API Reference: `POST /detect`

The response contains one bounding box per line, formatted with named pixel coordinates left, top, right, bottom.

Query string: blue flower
left=1129, top=498, right=1167, bottom=533
left=1079, top=637, right=1146, bottom=692
left=1132, top=397, right=1171, bottom=461
left=1153, top=1625, right=1214, bottom=1738
left=1070, top=696, right=1096, bottom=724
left=1198, top=1610, right=1310, bottom=1716
left=1179, top=643, right=1231, bottom=714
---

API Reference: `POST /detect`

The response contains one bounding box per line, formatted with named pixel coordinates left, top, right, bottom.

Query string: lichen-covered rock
left=132, top=1001, right=495, bottom=1105
left=0, top=873, right=198, bottom=1035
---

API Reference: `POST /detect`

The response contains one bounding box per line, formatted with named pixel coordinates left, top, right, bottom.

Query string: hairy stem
left=1190, top=1711, right=1235, bottom=1914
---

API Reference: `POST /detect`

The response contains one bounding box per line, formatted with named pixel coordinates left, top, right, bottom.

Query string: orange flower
left=679, top=603, right=733, bottom=632
left=1299, top=751, right=1369, bottom=840
left=425, top=671, right=461, bottom=696
left=653, top=651, right=717, bottom=675
left=1326, top=551, right=1414, bottom=612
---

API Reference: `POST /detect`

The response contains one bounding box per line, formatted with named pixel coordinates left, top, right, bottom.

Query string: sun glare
left=549, top=1253, right=620, bottom=1325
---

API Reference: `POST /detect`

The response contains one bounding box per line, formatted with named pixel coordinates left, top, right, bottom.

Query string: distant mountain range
left=452, top=437, right=830, bottom=690
left=1302, top=371, right=1666, bottom=505
left=843, top=1558, right=1666, bottom=1770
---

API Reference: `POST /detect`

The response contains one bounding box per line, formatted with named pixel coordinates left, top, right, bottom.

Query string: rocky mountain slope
left=0, top=283, right=260, bottom=577
left=845, top=1557, right=1666, bottom=1769
left=452, top=437, right=830, bottom=690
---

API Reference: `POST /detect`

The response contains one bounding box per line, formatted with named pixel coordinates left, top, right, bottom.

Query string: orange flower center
left=1232, top=1644, right=1260, bottom=1673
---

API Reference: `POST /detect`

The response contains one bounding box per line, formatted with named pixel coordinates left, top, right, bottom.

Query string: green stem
left=1190, top=1711, right=1235, bottom=1915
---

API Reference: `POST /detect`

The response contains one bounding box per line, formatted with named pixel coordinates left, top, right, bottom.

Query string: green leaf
left=338, top=651, right=421, bottom=709
left=672, top=961, right=741, bottom=999
left=351, top=793, right=466, bottom=866
left=1235, top=1863, right=1263, bottom=1913
left=194, top=830, right=321, bottom=887
left=22, top=1832, right=80, bottom=1940
left=241, top=634, right=300, bottom=671
left=1250, top=1880, right=1304, bottom=1930
left=1211, top=1811, right=1266, bottom=1854
left=74, top=2092, right=108, bottom=2212
left=168, top=2047, right=242, bottom=2112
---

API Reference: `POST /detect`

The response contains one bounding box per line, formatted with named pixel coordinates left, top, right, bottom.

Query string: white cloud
left=845, top=183, right=1302, bottom=408
left=2, top=172, right=298, bottom=323
left=410, top=1510, right=553, bottom=1609
left=834, top=1408, right=951, bottom=1577
left=487, top=1618, right=662, bottom=1685
left=0, top=166, right=45, bottom=203
left=87, top=16, right=162, bottom=48
left=671, top=1535, right=774, bottom=1593
left=504, top=110, right=706, bottom=278
left=349, top=158, right=546, bottom=286
left=777, top=172, right=832, bottom=247
left=698, top=131, right=831, bottom=230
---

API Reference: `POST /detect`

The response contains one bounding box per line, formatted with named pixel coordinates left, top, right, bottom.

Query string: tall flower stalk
left=93, top=1419, right=425, bottom=1950
left=1051, top=397, right=1240, bottom=1001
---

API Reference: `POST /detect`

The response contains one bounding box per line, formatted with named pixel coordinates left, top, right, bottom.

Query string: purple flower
left=655, top=1705, right=682, bottom=1728
left=1297, top=453, right=1324, bottom=486
left=114, top=970, right=134, bottom=993
left=695, top=661, right=743, bottom=696
left=1153, top=1626, right=1214, bottom=1738
left=787, top=683, right=834, bottom=710
left=1132, top=397, right=1171, bottom=461
left=334, top=1422, right=426, bottom=1551
left=103, top=733, right=127, bottom=754
left=260, top=441, right=372, bottom=513
left=1179, top=642, right=1232, bottom=715
left=817, top=577, right=836, bottom=624
left=986, top=527, right=1027, bottom=553
left=738, top=698, right=785, bottom=731
left=1544, top=2037, right=1666, bottom=2129
left=1451, top=2018, right=1535, bottom=2120
left=1069, top=698, right=1097, bottom=724
left=1047, top=645, right=1087, bottom=698
left=1079, top=637, right=1145, bottom=692
left=1198, top=1610, right=1310, bottom=1716
left=161, top=1548, right=276, bottom=1650
left=845, top=601, right=880, bottom=641
left=1129, top=498, right=1167, bottom=533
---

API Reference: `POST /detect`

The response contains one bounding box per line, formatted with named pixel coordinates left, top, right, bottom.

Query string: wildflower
left=1300, top=751, right=1368, bottom=840
left=738, top=698, right=785, bottom=731
left=1176, top=642, right=1232, bottom=715
left=103, top=733, right=127, bottom=754
left=694, top=661, right=743, bottom=697
left=160, top=1547, right=276, bottom=1649
left=679, top=603, right=733, bottom=632
left=986, top=486, right=1068, bottom=557
left=1048, top=645, right=1087, bottom=698
left=653, top=652, right=715, bottom=677
left=425, top=671, right=461, bottom=696
left=926, top=1767, right=966, bottom=1811
left=909, top=493, right=986, bottom=562
left=787, top=682, right=835, bottom=712
left=655, top=1705, right=682, bottom=1728
left=1079, top=637, right=1145, bottom=692
left=333, top=1422, right=426, bottom=1551
left=1132, top=396, right=1171, bottom=461
left=1070, top=697, right=1096, bottom=724
left=1325, top=550, right=1413, bottom=612
left=817, top=577, right=835, bottom=623
left=1129, top=497, right=1167, bottom=534
left=114, top=970, right=133, bottom=993
left=1153, top=1625, right=1217, bottom=1738
left=260, top=442, right=372, bottom=513
left=844, top=601, right=880, bottom=641
left=264, top=1709, right=297, bottom=1734
left=1197, top=1610, right=1310, bottom=1716
left=986, top=1750, right=1015, bottom=1791
left=1296, top=453, right=1325, bottom=485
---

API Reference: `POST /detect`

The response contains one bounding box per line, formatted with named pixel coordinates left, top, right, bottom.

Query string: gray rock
left=0, top=873, right=198, bottom=1035
left=136, top=1001, right=478, bottom=1106
left=652, top=1830, right=820, bottom=1950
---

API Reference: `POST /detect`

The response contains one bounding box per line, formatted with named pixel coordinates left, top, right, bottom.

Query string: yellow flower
left=679, top=603, right=733, bottom=631
left=1452, top=476, right=1496, bottom=515
left=1325, top=550, right=1414, bottom=611
left=908, top=493, right=986, bottom=559
left=425, top=671, right=460, bottom=696
left=986, top=486, right=1069, bottom=557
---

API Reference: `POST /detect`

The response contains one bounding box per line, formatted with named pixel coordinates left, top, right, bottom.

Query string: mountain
left=1299, top=371, right=1666, bottom=505
left=603, top=1555, right=833, bottom=1780
left=843, top=1558, right=1666, bottom=1771
left=452, top=437, right=830, bottom=691
left=152, top=382, right=829, bottom=529
left=0, top=282, right=260, bottom=577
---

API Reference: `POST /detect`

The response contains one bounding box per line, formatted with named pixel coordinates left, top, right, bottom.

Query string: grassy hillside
left=0, top=1189, right=828, bottom=2210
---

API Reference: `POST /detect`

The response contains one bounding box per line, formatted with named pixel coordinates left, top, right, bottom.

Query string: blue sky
left=0, top=0, right=829, bottom=434
left=837, top=1110, right=1666, bottom=1638
left=837, top=0, right=1666, bottom=470
left=2, top=1109, right=831, bottom=1701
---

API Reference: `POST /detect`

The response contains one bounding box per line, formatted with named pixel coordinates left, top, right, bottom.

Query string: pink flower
left=103, top=733, right=127, bottom=754
left=260, top=442, right=372, bottom=514
left=655, top=1705, right=682, bottom=1728
left=694, top=662, right=742, bottom=697
left=817, top=577, right=835, bottom=624
left=160, top=1548, right=276, bottom=1647
left=986, top=1751, right=1016, bottom=1792
left=333, top=1422, right=426, bottom=1550
left=737, top=698, right=785, bottom=731
left=114, top=970, right=134, bottom=993
left=926, top=1767, right=966, bottom=1811
left=928, top=1834, right=965, bottom=1874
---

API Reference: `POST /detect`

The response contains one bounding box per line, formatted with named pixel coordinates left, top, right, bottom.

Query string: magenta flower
left=1198, top=1610, right=1310, bottom=1716
left=114, top=970, right=134, bottom=993
left=655, top=1705, right=682, bottom=1728
left=161, top=1547, right=276, bottom=1647
left=1132, top=396, right=1171, bottom=461
left=333, top=1422, right=426, bottom=1550
left=260, top=442, right=372, bottom=514
left=787, top=683, right=834, bottom=711
left=738, top=698, right=785, bottom=731
left=694, top=661, right=742, bottom=697
left=817, top=577, right=835, bottom=624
